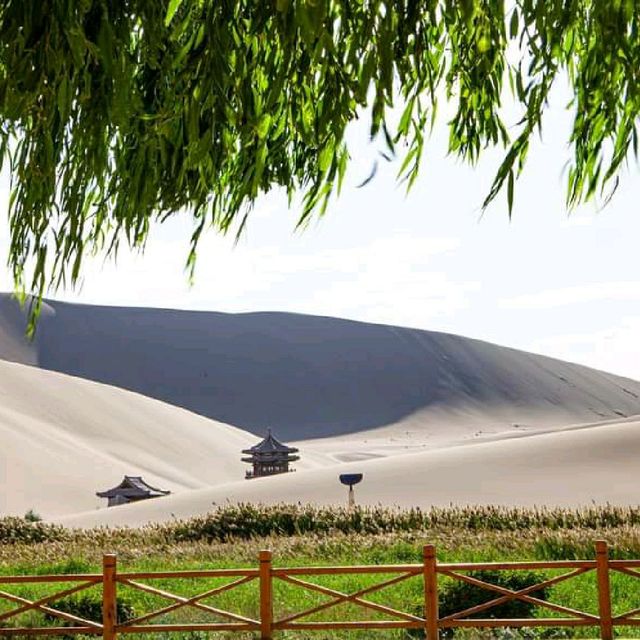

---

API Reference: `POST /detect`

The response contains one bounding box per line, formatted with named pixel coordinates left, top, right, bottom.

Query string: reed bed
left=6, top=503, right=640, bottom=547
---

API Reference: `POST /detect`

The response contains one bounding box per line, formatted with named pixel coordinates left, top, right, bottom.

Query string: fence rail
left=0, top=540, right=633, bottom=638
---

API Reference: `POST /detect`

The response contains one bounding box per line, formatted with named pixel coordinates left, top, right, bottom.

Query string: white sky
left=1, top=80, right=640, bottom=381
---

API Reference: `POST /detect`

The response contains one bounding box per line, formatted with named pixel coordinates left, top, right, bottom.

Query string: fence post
left=259, top=550, right=273, bottom=640
left=102, top=554, right=117, bottom=640
left=595, top=540, right=613, bottom=640
left=424, top=545, right=439, bottom=640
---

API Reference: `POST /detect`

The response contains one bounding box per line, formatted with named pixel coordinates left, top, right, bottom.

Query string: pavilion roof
left=241, top=429, right=299, bottom=456
left=96, top=475, right=171, bottom=499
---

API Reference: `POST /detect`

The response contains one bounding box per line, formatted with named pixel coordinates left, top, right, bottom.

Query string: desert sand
left=2, top=294, right=640, bottom=525
left=0, top=357, right=252, bottom=517
left=2, top=294, right=640, bottom=442
left=0, top=358, right=330, bottom=517
left=57, top=416, right=640, bottom=528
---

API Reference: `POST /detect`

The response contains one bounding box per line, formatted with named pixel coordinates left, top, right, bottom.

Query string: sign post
left=339, top=473, right=363, bottom=509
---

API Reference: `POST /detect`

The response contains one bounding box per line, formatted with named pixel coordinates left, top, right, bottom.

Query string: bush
left=408, top=570, right=550, bottom=639
left=44, top=593, right=135, bottom=627
left=23, top=509, right=42, bottom=523
left=0, top=517, right=67, bottom=544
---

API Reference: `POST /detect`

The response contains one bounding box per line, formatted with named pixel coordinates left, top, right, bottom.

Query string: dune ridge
left=2, top=294, right=640, bottom=441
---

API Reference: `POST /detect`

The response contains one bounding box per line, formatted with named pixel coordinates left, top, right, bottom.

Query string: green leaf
left=318, top=143, right=334, bottom=173
left=509, top=9, right=519, bottom=39
left=56, top=75, right=70, bottom=122
left=398, top=146, right=418, bottom=178
left=397, top=97, right=415, bottom=138
left=165, top=0, right=184, bottom=26
left=256, top=114, right=272, bottom=140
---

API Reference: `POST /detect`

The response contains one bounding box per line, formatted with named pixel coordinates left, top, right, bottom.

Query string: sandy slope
left=2, top=294, right=640, bottom=442
left=0, top=359, right=332, bottom=518
left=57, top=417, right=640, bottom=528
left=3, top=295, right=640, bottom=522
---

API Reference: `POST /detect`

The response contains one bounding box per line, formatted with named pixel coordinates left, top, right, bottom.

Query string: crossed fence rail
left=0, top=541, right=634, bottom=638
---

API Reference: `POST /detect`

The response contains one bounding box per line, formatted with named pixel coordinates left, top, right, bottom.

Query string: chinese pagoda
left=96, top=476, right=171, bottom=507
left=242, top=429, right=299, bottom=479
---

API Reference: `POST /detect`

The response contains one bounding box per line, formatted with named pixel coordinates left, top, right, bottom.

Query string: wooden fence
left=0, top=540, right=636, bottom=638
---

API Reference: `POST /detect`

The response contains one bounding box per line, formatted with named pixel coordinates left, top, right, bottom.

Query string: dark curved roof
left=96, top=475, right=171, bottom=499
left=241, top=429, right=299, bottom=455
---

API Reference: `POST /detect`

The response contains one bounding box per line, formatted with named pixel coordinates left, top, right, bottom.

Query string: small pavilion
left=96, top=476, right=171, bottom=507
left=242, top=429, right=299, bottom=479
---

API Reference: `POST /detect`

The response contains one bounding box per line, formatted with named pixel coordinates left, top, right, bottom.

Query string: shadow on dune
left=1, top=294, right=640, bottom=440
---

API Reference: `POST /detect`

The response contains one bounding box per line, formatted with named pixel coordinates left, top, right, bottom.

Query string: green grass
left=2, top=505, right=640, bottom=638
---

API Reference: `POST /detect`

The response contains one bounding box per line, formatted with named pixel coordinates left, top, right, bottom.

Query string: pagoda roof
left=96, top=476, right=171, bottom=499
left=242, top=429, right=299, bottom=456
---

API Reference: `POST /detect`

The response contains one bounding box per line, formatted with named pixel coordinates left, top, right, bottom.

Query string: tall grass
left=3, top=503, right=640, bottom=547
left=162, top=504, right=640, bottom=542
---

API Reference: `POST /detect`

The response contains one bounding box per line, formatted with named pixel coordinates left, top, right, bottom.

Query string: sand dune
left=57, top=417, right=640, bottom=528
left=3, top=295, right=640, bottom=522
left=0, top=359, right=313, bottom=518
left=2, top=294, right=640, bottom=442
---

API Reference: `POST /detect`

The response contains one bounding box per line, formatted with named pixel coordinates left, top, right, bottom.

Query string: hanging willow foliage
left=0, top=1, right=638, bottom=323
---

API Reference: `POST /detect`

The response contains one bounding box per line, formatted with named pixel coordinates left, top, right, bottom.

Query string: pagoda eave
left=242, top=455, right=300, bottom=463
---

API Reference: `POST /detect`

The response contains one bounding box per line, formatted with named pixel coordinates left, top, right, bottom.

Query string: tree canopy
left=0, top=1, right=638, bottom=320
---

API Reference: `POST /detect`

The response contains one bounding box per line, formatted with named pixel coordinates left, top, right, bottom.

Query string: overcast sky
left=2, top=80, right=640, bottom=381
